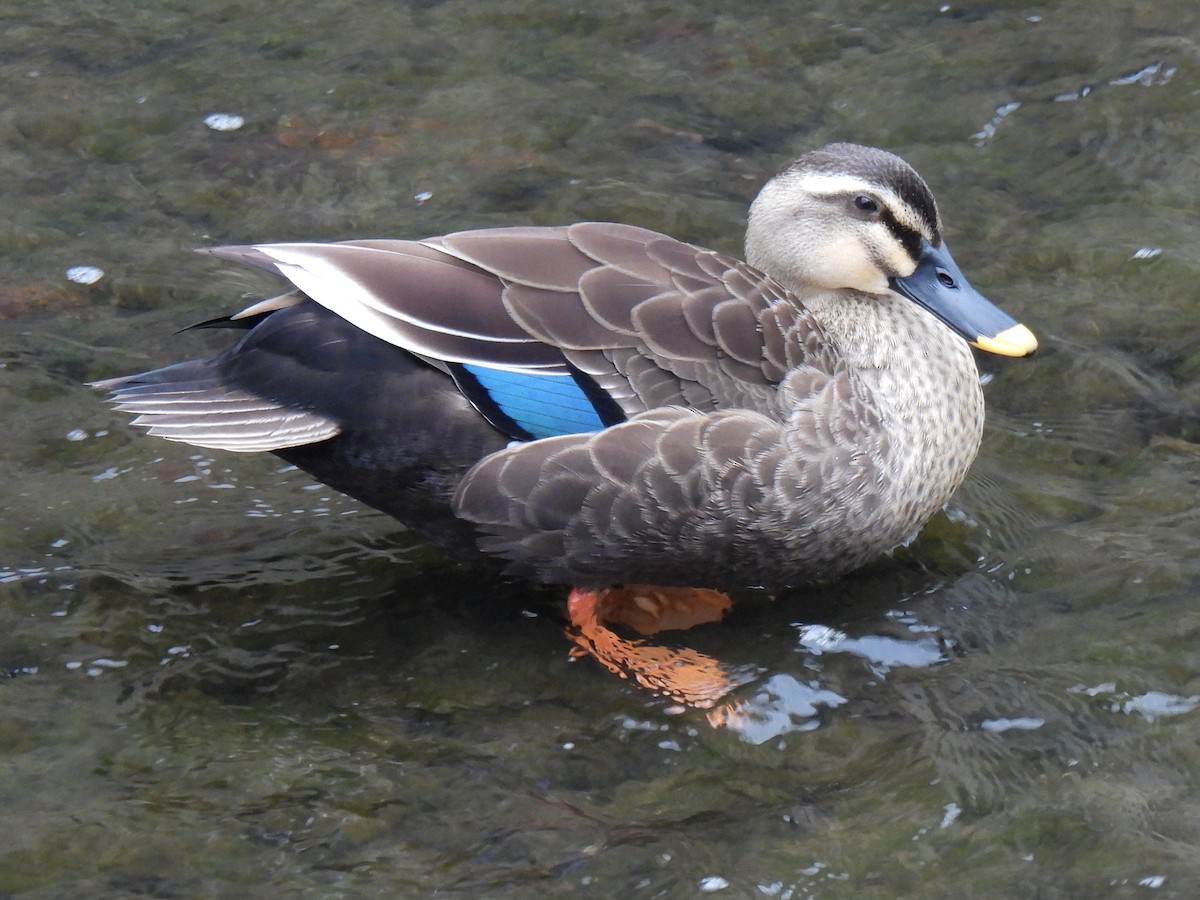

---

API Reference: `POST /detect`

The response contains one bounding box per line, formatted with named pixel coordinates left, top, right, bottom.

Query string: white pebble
left=66, top=265, right=104, bottom=285
left=204, top=113, right=245, bottom=132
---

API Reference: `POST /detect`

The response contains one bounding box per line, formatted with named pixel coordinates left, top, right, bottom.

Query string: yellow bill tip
left=972, top=323, right=1038, bottom=357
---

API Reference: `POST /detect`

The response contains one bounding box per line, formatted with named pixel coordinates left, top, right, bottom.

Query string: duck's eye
left=853, top=195, right=880, bottom=215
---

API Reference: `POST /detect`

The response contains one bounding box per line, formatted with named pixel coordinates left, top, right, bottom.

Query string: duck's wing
left=429, top=223, right=837, bottom=411
left=201, top=239, right=561, bottom=371
left=203, top=223, right=842, bottom=442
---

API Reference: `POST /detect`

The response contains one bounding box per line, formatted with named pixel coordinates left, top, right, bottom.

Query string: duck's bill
left=889, top=239, right=1037, bottom=357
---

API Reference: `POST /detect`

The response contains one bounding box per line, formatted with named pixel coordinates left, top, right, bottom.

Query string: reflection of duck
left=95, top=143, right=1036, bottom=707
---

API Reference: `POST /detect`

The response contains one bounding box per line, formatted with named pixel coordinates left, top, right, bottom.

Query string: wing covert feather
left=426, top=227, right=594, bottom=291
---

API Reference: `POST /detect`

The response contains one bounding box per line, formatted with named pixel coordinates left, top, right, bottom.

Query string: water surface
left=3, top=0, right=1200, bottom=896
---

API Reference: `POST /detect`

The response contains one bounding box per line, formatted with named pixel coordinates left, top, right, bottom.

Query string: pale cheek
left=877, top=240, right=916, bottom=280
left=812, top=235, right=890, bottom=294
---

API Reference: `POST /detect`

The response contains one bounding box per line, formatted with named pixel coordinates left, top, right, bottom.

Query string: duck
left=94, top=143, right=1036, bottom=707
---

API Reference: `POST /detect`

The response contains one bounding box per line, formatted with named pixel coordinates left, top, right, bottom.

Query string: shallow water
left=4, top=0, right=1200, bottom=896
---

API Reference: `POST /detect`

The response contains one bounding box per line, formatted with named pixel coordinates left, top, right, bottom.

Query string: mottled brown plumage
left=94, top=143, right=1035, bottom=592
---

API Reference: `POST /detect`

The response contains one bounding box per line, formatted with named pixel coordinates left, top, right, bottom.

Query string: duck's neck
left=805, top=289, right=986, bottom=510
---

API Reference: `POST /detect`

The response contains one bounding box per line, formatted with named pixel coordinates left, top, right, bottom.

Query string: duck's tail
left=91, top=361, right=341, bottom=453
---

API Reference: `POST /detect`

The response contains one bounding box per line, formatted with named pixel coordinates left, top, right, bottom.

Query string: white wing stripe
left=259, top=246, right=532, bottom=343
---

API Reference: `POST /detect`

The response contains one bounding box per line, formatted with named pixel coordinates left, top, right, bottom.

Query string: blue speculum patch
left=460, top=364, right=610, bottom=440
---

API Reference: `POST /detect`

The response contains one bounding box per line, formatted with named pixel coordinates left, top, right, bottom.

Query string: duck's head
left=745, top=143, right=1036, bottom=357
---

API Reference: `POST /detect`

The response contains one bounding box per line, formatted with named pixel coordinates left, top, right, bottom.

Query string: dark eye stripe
left=879, top=205, right=924, bottom=261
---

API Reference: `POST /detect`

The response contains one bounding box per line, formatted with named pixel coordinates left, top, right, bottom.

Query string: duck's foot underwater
left=565, top=585, right=752, bottom=711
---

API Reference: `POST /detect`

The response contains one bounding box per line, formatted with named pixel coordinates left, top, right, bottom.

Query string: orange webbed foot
left=566, top=585, right=743, bottom=710
left=568, top=584, right=733, bottom=635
